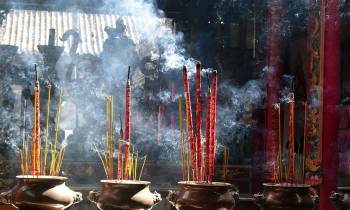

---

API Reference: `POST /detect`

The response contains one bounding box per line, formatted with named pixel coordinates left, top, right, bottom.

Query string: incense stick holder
left=88, top=180, right=161, bottom=210
left=253, top=183, right=319, bottom=210
left=0, top=175, right=82, bottom=210
left=330, top=187, right=350, bottom=210
left=167, top=181, right=239, bottom=210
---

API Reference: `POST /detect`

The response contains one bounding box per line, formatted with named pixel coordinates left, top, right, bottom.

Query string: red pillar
left=320, top=0, right=340, bottom=209
left=265, top=0, right=283, bottom=181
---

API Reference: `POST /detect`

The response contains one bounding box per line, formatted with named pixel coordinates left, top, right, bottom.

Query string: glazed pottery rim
left=100, top=180, right=151, bottom=185
left=263, top=183, right=310, bottom=188
left=178, top=181, right=231, bottom=187
left=16, top=175, right=67, bottom=180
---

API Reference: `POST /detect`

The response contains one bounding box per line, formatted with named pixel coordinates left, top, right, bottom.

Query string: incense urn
left=0, top=175, right=83, bottom=210
left=330, top=187, right=350, bottom=210
left=253, top=183, right=319, bottom=210
left=167, top=181, right=239, bottom=210
left=88, top=180, right=162, bottom=210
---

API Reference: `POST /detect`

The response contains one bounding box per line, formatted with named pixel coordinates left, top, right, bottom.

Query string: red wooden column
left=265, top=0, right=283, bottom=181
left=320, top=0, right=340, bottom=209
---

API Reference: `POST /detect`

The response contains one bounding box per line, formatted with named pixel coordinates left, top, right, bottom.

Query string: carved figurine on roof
left=101, top=18, right=139, bottom=81
left=58, top=28, right=82, bottom=81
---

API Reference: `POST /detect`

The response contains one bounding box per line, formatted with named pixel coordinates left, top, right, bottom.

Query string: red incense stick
left=118, top=116, right=123, bottom=179
left=289, top=93, right=295, bottom=182
left=205, top=88, right=211, bottom=182
left=32, top=64, right=41, bottom=175
left=124, top=66, right=131, bottom=179
left=195, top=63, right=203, bottom=181
left=209, top=70, right=218, bottom=183
left=182, top=66, right=197, bottom=181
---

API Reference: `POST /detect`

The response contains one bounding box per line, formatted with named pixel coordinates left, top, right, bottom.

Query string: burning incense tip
left=128, top=66, right=131, bottom=80
left=206, top=73, right=211, bottom=87
left=35, top=64, right=39, bottom=82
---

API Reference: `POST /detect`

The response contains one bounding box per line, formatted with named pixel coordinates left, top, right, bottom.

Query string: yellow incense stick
left=105, top=97, right=110, bottom=175
left=59, top=147, right=66, bottom=174
left=20, top=149, right=24, bottom=175
left=129, top=146, right=134, bottom=178
left=109, top=96, right=114, bottom=179
left=43, top=84, right=51, bottom=175
left=55, top=146, right=65, bottom=175
left=134, top=151, right=138, bottom=180
left=138, top=155, right=147, bottom=181
left=94, top=144, right=108, bottom=177
left=49, top=144, right=54, bottom=175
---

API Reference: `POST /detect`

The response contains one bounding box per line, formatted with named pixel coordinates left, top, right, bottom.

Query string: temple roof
left=0, top=9, right=172, bottom=55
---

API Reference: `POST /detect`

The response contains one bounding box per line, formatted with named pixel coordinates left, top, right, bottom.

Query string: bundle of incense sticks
left=104, top=96, right=115, bottom=179
left=50, top=91, right=64, bottom=176
left=181, top=65, right=218, bottom=183
left=124, top=66, right=132, bottom=180
left=50, top=89, right=64, bottom=176
left=273, top=95, right=308, bottom=184
left=91, top=66, right=146, bottom=181
left=20, top=65, right=65, bottom=176
left=127, top=147, right=146, bottom=180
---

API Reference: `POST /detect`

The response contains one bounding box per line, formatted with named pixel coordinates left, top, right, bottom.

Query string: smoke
left=0, top=0, right=269, bottom=185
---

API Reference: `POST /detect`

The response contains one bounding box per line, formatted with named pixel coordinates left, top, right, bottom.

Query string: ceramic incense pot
left=330, top=187, right=350, bottom=210
left=253, top=183, right=319, bottom=210
left=88, top=180, right=161, bottom=210
left=167, top=181, right=239, bottom=210
left=0, top=175, right=82, bottom=210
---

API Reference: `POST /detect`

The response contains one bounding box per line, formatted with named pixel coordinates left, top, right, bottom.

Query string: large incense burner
left=253, top=183, right=319, bottom=210
left=330, top=187, right=350, bottom=210
left=88, top=180, right=161, bottom=210
left=0, top=175, right=82, bottom=210
left=167, top=181, right=239, bottom=210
